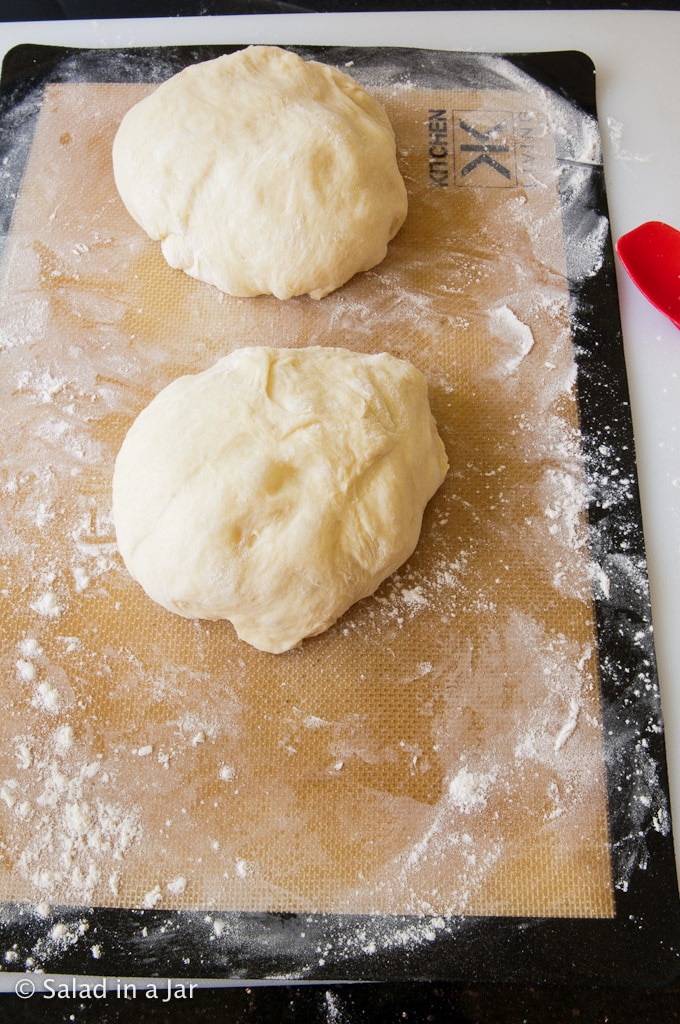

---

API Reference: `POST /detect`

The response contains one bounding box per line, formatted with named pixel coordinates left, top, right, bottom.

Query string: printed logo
left=452, top=111, right=517, bottom=188
left=428, top=109, right=450, bottom=187
left=427, top=108, right=544, bottom=189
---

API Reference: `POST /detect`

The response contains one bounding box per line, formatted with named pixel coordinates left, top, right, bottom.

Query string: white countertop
left=1, top=9, right=679, bottom=875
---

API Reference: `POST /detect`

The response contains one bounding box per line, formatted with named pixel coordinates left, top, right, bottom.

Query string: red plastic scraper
left=616, top=220, right=680, bottom=330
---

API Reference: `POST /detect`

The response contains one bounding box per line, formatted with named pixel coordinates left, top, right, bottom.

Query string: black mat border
left=0, top=42, right=678, bottom=988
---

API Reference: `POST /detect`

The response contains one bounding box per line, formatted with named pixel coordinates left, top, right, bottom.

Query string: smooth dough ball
left=112, top=346, right=448, bottom=654
left=112, top=45, right=408, bottom=300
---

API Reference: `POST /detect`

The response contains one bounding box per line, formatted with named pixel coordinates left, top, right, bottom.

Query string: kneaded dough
left=112, top=346, right=448, bottom=654
left=112, top=45, right=408, bottom=300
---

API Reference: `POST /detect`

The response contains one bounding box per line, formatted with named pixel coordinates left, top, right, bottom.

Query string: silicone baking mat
left=0, top=44, right=677, bottom=985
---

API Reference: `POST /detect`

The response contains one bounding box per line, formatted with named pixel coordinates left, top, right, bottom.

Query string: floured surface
left=0, top=64, right=615, bottom=919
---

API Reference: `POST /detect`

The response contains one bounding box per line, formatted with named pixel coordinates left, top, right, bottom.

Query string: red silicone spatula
left=616, top=221, right=680, bottom=330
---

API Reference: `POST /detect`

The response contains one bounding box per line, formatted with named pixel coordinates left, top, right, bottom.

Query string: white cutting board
left=1, top=9, right=679, bottom=879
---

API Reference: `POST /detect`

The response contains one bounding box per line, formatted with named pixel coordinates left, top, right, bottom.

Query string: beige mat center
left=0, top=75, right=614, bottom=918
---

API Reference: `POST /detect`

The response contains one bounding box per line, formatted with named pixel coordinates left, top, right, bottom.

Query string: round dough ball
left=112, top=346, right=448, bottom=654
left=112, top=45, right=408, bottom=300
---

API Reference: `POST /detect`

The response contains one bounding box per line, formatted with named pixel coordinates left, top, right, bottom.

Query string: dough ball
left=112, top=346, right=448, bottom=654
left=112, top=45, right=408, bottom=300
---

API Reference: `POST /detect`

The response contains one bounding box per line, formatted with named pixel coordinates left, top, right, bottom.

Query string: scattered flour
left=29, top=591, right=62, bottom=618
left=1, top=751, right=142, bottom=899
left=490, top=304, right=536, bottom=374
left=142, top=885, right=162, bottom=909
left=15, top=660, right=36, bottom=682
left=31, top=681, right=60, bottom=714
left=18, top=638, right=43, bottom=659
left=448, top=766, right=497, bottom=813
left=554, top=698, right=581, bottom=752
left=606, top=116, right=653, bottom=164
left=53, top=725, right=74, bottom=756
left=166, top=875, right=187, bottom=896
